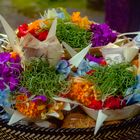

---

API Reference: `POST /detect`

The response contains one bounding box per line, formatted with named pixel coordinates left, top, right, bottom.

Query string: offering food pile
left=0, top=8, right=140, bottom=134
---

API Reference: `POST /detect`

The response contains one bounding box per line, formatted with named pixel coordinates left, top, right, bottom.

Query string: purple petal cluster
left=33, top=95, right=47, bottom=102
left=90, top=23, right=117, bottom=47
left=86, top=54, right=104, bottom=64
left=0, top=52, right=22, bottom=91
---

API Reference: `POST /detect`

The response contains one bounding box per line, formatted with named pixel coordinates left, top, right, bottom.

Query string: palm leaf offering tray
left=0, top=8, right=140, bottom=139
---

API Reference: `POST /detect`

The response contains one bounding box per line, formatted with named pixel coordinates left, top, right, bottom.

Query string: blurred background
left=0, top=0, right=140, bottom=33
left=0, top=0, right=104, bottom=32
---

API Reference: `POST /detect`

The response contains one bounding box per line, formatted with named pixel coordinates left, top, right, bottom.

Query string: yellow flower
left=71, top=12, right=81, bottom=23
left=79, top=17, right=91, bottom=29
left=71, top=12, right=91, bottom=29
left=28, top=19, right=43, bottom=31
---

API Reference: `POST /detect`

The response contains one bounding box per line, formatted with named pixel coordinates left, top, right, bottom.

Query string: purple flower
left=0, top=52, right=22, bottom=91
left=10, top=63, right=23, bottom=77
left=0, top=79, right=6, bottom=90
left=33, top=95, right=47, bottom=102
left=1, top=65, right=10, bottom=74
left=9, top=55, right=21, bottom=63
left=86, top=54, right=104, bottom=64
left=0, top=52, right=10, bottom=63
left=8, top=77, right=19, bottom=91
left=19, top=87, right=30, bottom=94
left=90, top=23, right=117, bottom=47
left=17, top=90, right=31, bottom=98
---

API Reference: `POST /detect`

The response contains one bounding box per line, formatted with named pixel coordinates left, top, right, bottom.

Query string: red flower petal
left=88, top=99, right=102, bottom=110
left=100, top=59, right=107, bottom=66
left=29, top=29, right=38, bottom=38
left=103, top=96, right=126, bottom=109
left=37, top=30, right=48, bottom=41
left=17, top=23, right=28, bottom=38
left=86, top=70, right=96, bottom=75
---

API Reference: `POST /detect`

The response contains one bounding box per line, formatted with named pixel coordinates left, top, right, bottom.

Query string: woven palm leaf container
left=0, top=115, right=140, bottom=140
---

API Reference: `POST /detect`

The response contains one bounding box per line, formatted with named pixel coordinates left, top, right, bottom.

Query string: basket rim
left=0, top=114, right=140, bottom=134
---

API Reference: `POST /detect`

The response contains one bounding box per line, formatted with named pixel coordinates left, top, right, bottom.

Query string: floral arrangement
left=0, top=8, right=140, bottom=134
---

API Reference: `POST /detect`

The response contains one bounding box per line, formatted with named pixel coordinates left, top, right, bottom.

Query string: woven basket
left=0, top=115, right=140, bottom=140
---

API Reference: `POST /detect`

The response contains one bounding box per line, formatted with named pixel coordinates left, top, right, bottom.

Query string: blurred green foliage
left=12, top=0, right=87, bottom=17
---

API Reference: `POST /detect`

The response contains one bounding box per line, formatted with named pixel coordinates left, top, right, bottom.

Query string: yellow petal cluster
left=71, top=12, right=92, bottom=29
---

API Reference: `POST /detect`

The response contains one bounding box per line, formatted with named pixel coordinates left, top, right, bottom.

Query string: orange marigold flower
left=15, top=94, right=46, bottom=119
left=28, top=19, right=43, bottom=31
left=79, top=17, right=91, bottom=29
left=71, top=12, right=91, bottom=29
left=68, top=78, right=96, bottom=106
left=71, top=12, right=81, bottom=23
left=10, top=52, right=18, bottom=59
